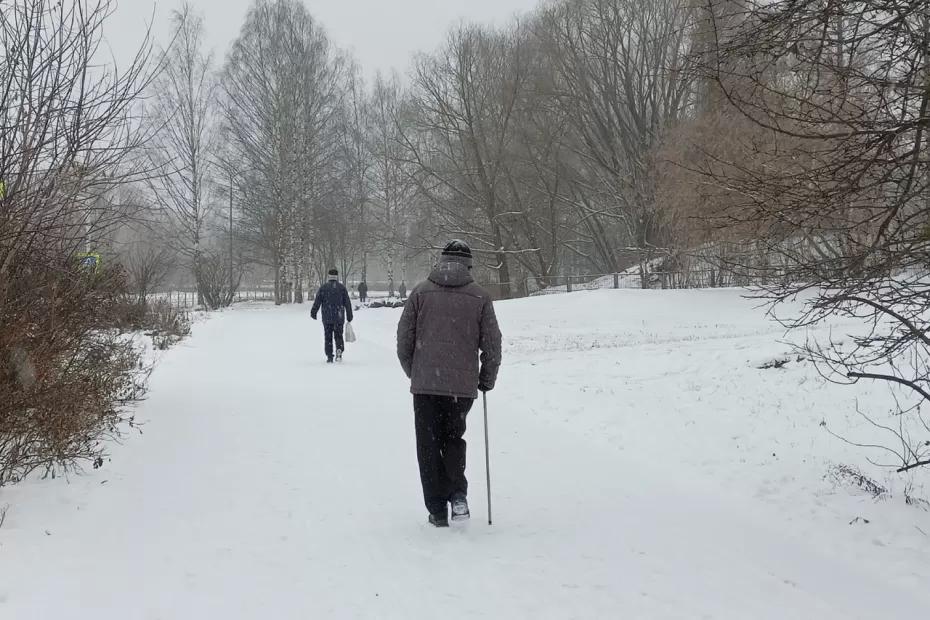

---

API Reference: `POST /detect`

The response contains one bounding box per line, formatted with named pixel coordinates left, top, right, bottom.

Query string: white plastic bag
left=345, top=322, right=357, bottom=344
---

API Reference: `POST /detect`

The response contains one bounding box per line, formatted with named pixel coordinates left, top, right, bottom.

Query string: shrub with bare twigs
left=0, top=0, right=156, bottom=486
left=688, top=0, right=930, bottom=473
left=0, top=257, right=147, bottom=485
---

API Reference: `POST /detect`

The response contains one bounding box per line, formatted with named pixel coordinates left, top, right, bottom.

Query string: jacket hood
left=428, top=258, right=474, bottom=288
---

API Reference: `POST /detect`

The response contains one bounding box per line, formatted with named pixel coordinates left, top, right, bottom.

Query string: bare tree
left=403, top=24, right=534, bottom=298
left=223, top=0, right=346, bottom=304
left=396, top=1, right=698, bottom=294
left=145, top=3, right=220, bottom=307
left=314, top=63, right=370, bottom=288
left=197, top=249, right=244, bottom=308
left=367, top=72, right=417, bottom=288
left=0, top=1, right=154, bottom=279
left=538, top=0, right=697, bottom=284
left=126, top=245, right=176, bottom=304
left=0, top=0, right=155, bottom=485
left=690, top=0, right=930, bottom=471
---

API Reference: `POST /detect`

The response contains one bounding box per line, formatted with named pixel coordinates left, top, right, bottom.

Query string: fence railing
left=154, top=289, right=278, bottom=310
left=514, top=268, right=753, bottom=298
left=158, top=269, right=751, bottom=309
left=157, top=288, right=411, bottom=310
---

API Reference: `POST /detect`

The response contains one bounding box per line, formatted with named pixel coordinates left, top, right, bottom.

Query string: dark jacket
left=358, top=282, right=368, bottom=296
left=396, top=259, right=502, bottom=399
left=311, top=280, right=353, bottom=324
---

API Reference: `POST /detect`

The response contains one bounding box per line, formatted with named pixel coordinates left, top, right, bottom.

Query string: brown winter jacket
left=396, top=258, right=502, bottom=399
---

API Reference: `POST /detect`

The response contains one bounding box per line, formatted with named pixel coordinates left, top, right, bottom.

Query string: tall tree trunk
left=294, top=261, right=304, bottom=304
left=492, top=225, right=512, bottom=299
left=273, top=253, right=282, bottom=305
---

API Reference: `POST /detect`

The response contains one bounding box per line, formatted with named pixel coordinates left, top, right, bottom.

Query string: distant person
left=399, top=281, right=407, bottom=299
left=311, top=269, right=353, bottom=363
left=358, top=281, right=368, bottom=303
left=396, top=240, right=502, bottom=527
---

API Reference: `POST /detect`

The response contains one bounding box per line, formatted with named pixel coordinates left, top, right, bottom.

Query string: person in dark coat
left=399, top=281, right=407, bottom=299
left=311, top=269, right=354, bottom=363
left=396, top=240, right=502, bottom=527
left=358, top=281, right=368, bottom=303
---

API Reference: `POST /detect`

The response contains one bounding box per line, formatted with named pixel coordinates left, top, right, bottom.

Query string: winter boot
left=428, top=512, right=449, bottom=528
left=451, top=493, right=470, bottom=522
left=335, top=349, right=343, bottom=362
left=326, top=357, right=334, bottom=364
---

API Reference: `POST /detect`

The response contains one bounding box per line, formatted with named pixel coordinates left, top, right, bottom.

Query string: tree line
left=146, top=0, right=721, bottom=305
left=1, top=0, right=929, bottom=482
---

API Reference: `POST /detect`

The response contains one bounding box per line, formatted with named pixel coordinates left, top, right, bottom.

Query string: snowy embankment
left=0, top=289, right=927, bottom=618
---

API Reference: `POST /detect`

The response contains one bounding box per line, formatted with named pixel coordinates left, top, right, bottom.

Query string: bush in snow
left=827, top=465, right=888, bottom=500
left=144, top=301, right=192, bottom=350
left=0, top=259, right=146, bottom=486
left=0, top=0, right=156, bottom=486
left=113, top=297, right=192, bottom=351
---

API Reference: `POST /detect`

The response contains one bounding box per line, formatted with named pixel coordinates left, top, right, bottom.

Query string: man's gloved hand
left=310, top=314, right=317, bottom=321
left=478, top=383, right=491, bottom=393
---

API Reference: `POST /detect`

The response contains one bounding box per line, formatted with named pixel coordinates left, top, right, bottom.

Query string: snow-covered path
left=1, top=292, right=928, bottom=618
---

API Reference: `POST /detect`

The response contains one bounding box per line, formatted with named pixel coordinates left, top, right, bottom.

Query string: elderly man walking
left=397, top=240, right=502, bottom=527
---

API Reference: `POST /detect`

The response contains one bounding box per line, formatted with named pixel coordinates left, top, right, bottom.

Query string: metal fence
left=520, top=268, right=752, bottom=297
left=155, top=289, right=278, bottom=310
left=159, top=269, right=750, bottom=308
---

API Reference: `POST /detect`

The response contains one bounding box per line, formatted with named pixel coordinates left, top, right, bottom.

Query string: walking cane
left=483, top=392, right=493, bottom=525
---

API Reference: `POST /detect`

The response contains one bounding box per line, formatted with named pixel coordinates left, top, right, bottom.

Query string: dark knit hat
left=441, top=239, right=473, bottom=266
left=327, top=268, right=338, bottom=280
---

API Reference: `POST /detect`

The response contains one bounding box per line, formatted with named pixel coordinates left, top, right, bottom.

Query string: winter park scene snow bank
left=4, top=0, right=930, bottom=618
left=1, top=289, right=928, bottom=618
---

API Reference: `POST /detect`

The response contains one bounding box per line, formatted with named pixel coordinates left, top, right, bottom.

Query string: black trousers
left=414, top=394, right=474, bottom=515
left=323, top=322, right=344, bottom=359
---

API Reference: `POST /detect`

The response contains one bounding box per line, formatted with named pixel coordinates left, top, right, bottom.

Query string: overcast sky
left=107, top=0, right=542, bottom=79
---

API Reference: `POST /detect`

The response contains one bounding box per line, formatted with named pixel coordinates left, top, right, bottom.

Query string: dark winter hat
left=328, top=268, right=338, bottom=280
left=441, top=239, right=473, bottom=267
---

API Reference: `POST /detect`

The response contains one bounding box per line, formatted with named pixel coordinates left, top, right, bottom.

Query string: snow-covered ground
left=1, top=289, right=928, bottom=618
